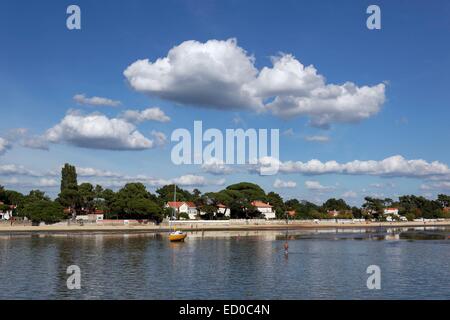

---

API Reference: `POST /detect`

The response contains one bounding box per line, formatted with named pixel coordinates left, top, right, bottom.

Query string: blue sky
left=1, top=0, right=450, bottom=205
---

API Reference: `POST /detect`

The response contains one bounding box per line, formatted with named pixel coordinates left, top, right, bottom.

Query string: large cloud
left=45, top=111, right=154, bottom=150
left=124, top=39, right=386, bottom=127
left=256, top=155, right=450, bottom=179
left=124, top=39, right=261, bottom=110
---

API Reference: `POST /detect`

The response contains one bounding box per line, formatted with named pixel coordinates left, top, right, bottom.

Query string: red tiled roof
left=287, top=210, right=296, bottom=217
left=167, top=201, right=196, bottom=208
left=251, top=201, right=272, bottom=208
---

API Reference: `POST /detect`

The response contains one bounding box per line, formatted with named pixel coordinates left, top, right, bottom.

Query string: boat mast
left=173, top=183, right=177, bottom=220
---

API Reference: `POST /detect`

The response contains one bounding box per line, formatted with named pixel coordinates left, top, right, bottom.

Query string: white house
left=0, top=202, right=15, bottom=220
left=217, top=204, right=230, bottom=217
left=384, top=208, right=399, bottom=215
left=251, top=200, right=276, bottom=219
left=165, top=201, right=198, bottom=220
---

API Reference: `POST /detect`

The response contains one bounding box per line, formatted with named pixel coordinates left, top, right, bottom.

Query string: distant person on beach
left=284, top=241, right=289, bottom=255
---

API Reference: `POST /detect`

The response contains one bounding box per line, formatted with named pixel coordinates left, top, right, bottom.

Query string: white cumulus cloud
left=124, top=38, right=261, bottom=111
left=275, top=155, right=450, bottom=178
left=45, top=111, right=154, bottom=150
left=124, top=39, right=386, bottom=128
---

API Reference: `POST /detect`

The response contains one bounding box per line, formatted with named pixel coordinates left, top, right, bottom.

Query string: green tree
left=22, top=200, right=64, bottom=225
left=321, top=198, right=350, bottom=212
left=362, top=197, right=385, bottom=220
left=19, top=190, right=64, bottom=224
left=156, top=184, right=193, bottom=203
left=226, top=182, right=266, bottom=201
left=58, top=163, right=79, bottom=215
left=266, top=191, right=286, bottom=219
left=78, top=182, right=95, bottom=213
left=111, top=183, right=163, bottom=221
left=437, top=194, right=450, bottom=208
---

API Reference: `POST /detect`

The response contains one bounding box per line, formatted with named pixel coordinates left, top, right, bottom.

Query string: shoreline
left=0, top=220, right=449, bottom=234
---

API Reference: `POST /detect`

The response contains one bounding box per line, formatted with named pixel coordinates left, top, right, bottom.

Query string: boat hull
left=169, top=233, right=187, bottom=242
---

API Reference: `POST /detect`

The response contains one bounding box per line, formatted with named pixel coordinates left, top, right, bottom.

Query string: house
left=89, top=210, right=104, bottom=222
left=217, top=203, right=230, bottom=217
left=165, top=201, right=198, bottom=220
left=251, top=200, right=276, bottom=219
left=75, top=210, right=105, bottom=223
left=384, top=208, right=399, bottom=216
left=286, top=210, right=296, bottom=218
left=327, top=209, right=339, bottom=217
left=0, top=202, right=16, bottom=220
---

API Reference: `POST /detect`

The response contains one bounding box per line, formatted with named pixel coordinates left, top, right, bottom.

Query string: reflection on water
left=0, top=227, right=449, bottom=299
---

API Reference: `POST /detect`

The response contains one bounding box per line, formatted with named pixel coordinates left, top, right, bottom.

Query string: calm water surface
left=0, top=227, right=449, bottom=299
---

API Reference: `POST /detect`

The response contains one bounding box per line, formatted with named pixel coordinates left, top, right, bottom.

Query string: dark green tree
left=266, top=191, right=286, bottom=219
left=58, top=163, right=79, bottom=215
left=22, top=200, right=64, bottom=224
left=78, top=182, right=95, bottom=213
left=156, top=184, right=193, bottom=203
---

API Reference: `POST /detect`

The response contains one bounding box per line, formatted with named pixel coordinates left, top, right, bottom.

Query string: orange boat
left=169, top=230, right=187, bottom=242
left=168, top=184, right=187, bottom=242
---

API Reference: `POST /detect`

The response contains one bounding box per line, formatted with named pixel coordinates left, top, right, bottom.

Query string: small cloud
left=5, top=128, right=28, bottom=141
left=232, top=114, right=245, bottom=126
left=36, top=178, right=58, bottom=187
left=305, top=180, right=335, bottom=192
left=396, top=116, right=409, bottom=125
left=73, top=94, right=121, bottom=107
left=22, top=136, right=49, bottom=150
left=420, top=181, right=450, bottom=191
left=282, top=128, right=294, bottom=136
left=201, top=158, right=234, bottom=175
left=273, top=178, right=296, bottom=188
left=120, top=107, right=170, bottom=123
left=304, top=135, right=330, bottom=143
left=150, top=130, right=167, bottom=147
left=342, top=190, right=358, bottom=198
left=0, top=137, right=12, bottom=156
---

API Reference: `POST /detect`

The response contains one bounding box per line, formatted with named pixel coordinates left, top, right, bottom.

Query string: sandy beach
left=1, top=219, right=449, bottom=233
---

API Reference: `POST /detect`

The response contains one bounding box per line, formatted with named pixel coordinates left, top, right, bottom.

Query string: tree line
left=1, top=163, right=449, bottom=224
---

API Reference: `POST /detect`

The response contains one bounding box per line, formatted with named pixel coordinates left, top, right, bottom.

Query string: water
left=0, top=227, right=449, bottom=299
